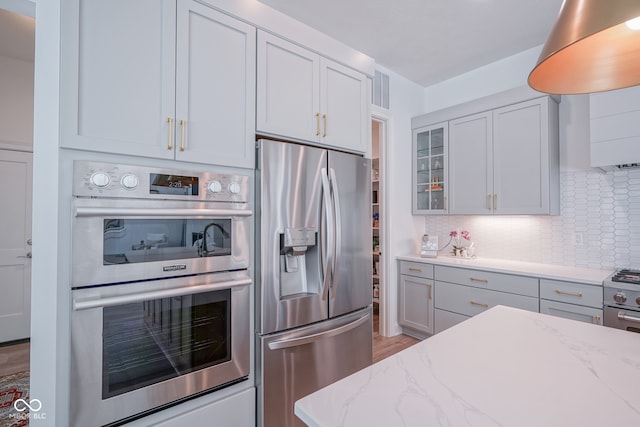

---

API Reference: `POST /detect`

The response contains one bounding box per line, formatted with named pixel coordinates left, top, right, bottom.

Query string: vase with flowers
left=449, top=229, right=471, bottom=256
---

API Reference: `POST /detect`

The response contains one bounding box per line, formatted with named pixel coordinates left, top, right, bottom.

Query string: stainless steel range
left=604, top=269, right=640, bottom=333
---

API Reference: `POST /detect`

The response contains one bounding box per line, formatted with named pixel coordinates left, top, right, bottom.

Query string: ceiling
left=0, top=8, right=34, bottom=62
left=259, top=0, right=564, bottom=87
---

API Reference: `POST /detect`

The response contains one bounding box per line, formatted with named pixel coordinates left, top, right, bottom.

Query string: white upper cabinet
left=448, top=97, right=559, bottom=215
left=257, top=31, right=369, bottom=154
left=61, top=0, right=256, bottom=169
left=590, top=85, right=640, bottom=169
left=448, top=112, right=492, bottom=214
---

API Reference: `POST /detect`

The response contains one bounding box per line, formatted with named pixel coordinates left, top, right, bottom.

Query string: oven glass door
left=72, top=198, right=251, bottom=286
left=70, top=272, right=251, bottom=427
left=103, top=218, right=232, bottom=265
left=103, top=288, right=231, bottom=398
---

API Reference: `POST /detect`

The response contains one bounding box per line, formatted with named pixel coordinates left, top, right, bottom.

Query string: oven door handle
left=617, top=311, right=640, bottom=324
left=75, top=207, right=252, bottom=218
left=73, top=277, right=252, bottom=310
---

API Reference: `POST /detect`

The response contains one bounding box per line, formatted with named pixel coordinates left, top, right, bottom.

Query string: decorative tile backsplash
left=424, top=168, right=640, bottom=270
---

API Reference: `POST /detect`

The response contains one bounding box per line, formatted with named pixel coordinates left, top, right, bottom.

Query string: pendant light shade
left=528, top=0, right=640, bottom=94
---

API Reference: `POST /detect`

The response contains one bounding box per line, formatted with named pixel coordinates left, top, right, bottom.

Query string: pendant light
left=528, top=0, right=640, bottom=94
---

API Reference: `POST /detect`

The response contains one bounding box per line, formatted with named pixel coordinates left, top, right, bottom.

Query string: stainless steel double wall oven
left=69, top=161, right=252, bottom=426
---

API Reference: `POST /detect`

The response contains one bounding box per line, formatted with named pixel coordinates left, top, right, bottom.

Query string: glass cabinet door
left=413, top=122, right=448, bottom=214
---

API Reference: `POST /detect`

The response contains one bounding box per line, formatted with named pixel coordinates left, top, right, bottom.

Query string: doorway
left=0, top=5, right=35, bottom=345
left=371, top=116, right=385, bottom=336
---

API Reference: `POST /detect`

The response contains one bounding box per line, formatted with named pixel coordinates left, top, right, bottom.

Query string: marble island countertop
left=397, top=254, right=614, bottom=285
left=295, top=306, right=640, bottom=427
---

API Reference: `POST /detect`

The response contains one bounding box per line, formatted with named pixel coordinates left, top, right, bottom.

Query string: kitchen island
left=295, top=305, right=640, bottom=427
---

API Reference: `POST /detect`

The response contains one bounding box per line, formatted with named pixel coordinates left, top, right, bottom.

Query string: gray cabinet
left=449, top=97, right=559, bottom=215
left=61, top=0, right=256, bottom=168
left=398, top=261, right=434, bottom=338
left=256, top=31, right=369, bottom=154
left=539, top=279, right=603, bottom=325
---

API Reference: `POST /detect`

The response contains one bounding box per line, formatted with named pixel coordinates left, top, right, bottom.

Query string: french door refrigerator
left=256, top=139, right=373, bottom=427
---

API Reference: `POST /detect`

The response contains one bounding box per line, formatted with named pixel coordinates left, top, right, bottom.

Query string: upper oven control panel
left=73, top=161, right=249, bottom=202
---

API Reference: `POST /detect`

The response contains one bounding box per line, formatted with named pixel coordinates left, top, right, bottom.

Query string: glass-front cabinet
left=413, top=122, right=448, bottom=214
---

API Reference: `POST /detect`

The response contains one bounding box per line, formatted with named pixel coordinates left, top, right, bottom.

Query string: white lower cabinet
left=539, top=279, right=603, bottom=325
left=435, top=281, right=539, bottom=317
left=398, top=261, right=434, bottom=338
left=434, top=308, right=469, bottom=334
left=131, top=387, right=255, bottom=427
left=540, top=300, right=603, bottom=325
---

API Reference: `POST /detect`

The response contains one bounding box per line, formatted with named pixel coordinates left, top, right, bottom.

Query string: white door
left=448, top=111, right=493, bottom=214
left=256, top=30, right=320, bottom=143
left=174, top=0, right=256, bottom=168
left=320, top=58, right=368, bottom=153
left=493, top=98, right=550, bottom=214
left=0, top=150, right=32, bottom=342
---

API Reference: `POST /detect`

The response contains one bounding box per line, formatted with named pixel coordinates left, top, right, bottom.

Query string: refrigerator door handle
left=267, top=312, right=369, bottom=350
left=321, top=168, right=334, bottom=300
left=328, top=168, right=342, bottom=294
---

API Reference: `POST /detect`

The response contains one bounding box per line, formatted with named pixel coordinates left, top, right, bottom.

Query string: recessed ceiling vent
left=372, top=70, right=389, bottom=109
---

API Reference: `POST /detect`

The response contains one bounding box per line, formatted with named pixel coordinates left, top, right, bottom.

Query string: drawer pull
left=408, top=267, right=422, bottom=272
left=594, top=315, right=601, bottom=324
left=555, top=289, right=583, bottom=298
left=469, top=277, right=488, bottom=283
left=470, top=300, right=489, bottom=308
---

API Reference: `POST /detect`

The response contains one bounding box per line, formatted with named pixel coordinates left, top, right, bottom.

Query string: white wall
left=0, top=55, right=33, bottom=151
left=419, top=47, right=640, bottom=271
left=374, top=64, right=427, bottom=336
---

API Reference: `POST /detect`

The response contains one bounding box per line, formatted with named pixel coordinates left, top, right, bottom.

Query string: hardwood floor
left=0, top=340, right=30, bottom=377
left=373, top=309, right=419, bottom=364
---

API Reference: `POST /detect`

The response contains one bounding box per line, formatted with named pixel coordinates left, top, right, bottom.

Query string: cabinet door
left=540, top=300, right=603, bottom=325
left=493, top=98, right=550, bottom=214
left=399, top=275, right=434, bottom=335
left=448, top=112, right=492, bottom=214
left=175, top=1, right=256, bottom=168
left=320, top=58, right=368, bottom=153
left=256, top=31, right=320, bottom=143
left=60, top=0, right=176, bottom=159
left=412, top=123, right=448, bottom=214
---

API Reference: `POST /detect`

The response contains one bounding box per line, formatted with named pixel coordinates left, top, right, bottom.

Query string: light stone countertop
left=295, top=306, right=640, bottom=427
left=397, top=254, right=614, bottom=285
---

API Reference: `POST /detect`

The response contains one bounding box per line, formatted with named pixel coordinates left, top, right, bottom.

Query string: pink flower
left=449, top=231, right=457, bottom=237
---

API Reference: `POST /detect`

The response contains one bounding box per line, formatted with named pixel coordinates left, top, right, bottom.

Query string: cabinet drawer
left=434, top=309, right=469, bottom=334
left=540, top=300, right=603, bottom=325
left=435, top=265, right=538, bottom=297
left=435, top=282, right=538, bottom=317
left=539, top=279, right=602, bottom=308
left=400, top=261, right=434, bottom=279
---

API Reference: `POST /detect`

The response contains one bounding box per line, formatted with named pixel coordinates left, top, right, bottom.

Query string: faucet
left=200, top=222, right=230, bottom=256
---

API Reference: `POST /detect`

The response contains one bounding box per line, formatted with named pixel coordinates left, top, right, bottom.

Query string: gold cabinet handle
left=469, top=277, right=488, bottom=283
left=179, top=119, right=186, bottom=151
left=594, top=315, right=601, bottom=324
left=555, top=289, right=583, bottom=297
left=444, top=195, right=447, bottom=211
left=493, top=194, right=497, bottom=211
left=167, top=117, right=174, bottom=150
left=322, top=114, right=327, bottom=137
left=487, top=194, right=492, bottom=210
left=408, top=267, right=422, bottom=272
left=316, top=113, right=321, bottom=136
left=470, top=300, right=489, bottom=308
left=428, top=283, right=432, bottom=300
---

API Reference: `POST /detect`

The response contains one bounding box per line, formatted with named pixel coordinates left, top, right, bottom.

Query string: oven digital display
left=150, top=173, right=199, bottom=196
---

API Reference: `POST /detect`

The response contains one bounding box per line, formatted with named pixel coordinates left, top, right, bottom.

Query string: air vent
left=372, top=70, right=389, bottom=109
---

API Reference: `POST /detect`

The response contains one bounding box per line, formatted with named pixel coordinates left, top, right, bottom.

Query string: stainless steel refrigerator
left=256, top=139, right=373, bottom=427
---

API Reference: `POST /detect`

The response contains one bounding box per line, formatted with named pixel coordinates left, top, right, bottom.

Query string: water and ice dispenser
left=279, top=227, right=318, bottom=297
